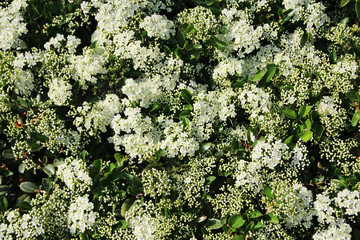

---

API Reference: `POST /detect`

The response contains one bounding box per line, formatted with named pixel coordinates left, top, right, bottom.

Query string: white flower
left=140, top=14, right=175, bottom=40
left=48, top=78, right=72, bottom=106
left=68, top=195, right=97, bottom=234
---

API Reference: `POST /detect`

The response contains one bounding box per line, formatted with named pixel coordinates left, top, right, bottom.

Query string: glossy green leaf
left=2, top=149, right=14, bottom=159
left=228, top=214, right=245, bottom=231
left=89, top=40, right=98, bottom=49
left=329, top=51, right=337, bottom=64
left=180, top=89, right=193, bottom=104
left=18, top=163, right=26, bottom=174
left=206, top=218, right=223, bottom=230
left=17, top=201, right=32, bottom=211
left=30, top=143, right=42, bottom=152
left=352, top=111, right=360, bottom=127
left=300, top=31, right=310, bottom=47
left=299, top=131, right=313, bottom=142
left=340, top=0, right=350, bottom=7
left=176, top=30, right=186, bottom=48
left=121, top=198, right=136, bottom=217
left=263, top=186, right=274, bottom=199
left=119, top=220, right=128, bottom=229
left=298, top=106, right=312, bottom=118
left=356, top=0, right=360, bottom=22
left=0, top=197, right=8, bottom=211
left=264, top=212, right=279, bottom=224
left=250, top=210, right=262, bottom=219
left=282, top=109, right=297, bottom=119
left=43, top=164, right=55, bottom=176
left=304, top=118, right=312, bottom=131
left=20, top=182, right=37, bottom=193
left=314, top=124, right=325, bottom=141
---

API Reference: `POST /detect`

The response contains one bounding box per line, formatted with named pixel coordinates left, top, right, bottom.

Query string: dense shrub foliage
left=1, top=0, right=360, bottom=239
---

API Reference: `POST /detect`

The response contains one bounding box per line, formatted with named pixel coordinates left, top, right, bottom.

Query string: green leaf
left=232, top=235, right=245, bottom=240
left=192, top=43, right=202, bottom=49
left=300, top=31, right=310, bottom=47
left=121, top=198, right=135, bottom=217
left=346, top=91, right=359, bottom=102
left=250, top=210, right=262, bottom=219
left=304, top=118, right=312, bottom=131
left=89, top=40, right=98, bottom=49
left=30, top=143, right=42, bottom=152
left=18, top=163, right=26, bottom=174
left=43, top=164, right=55, bottom=176
left=254, top=221, right=264, bottom=230
left=179, top=109, right=191, bottom=118
left=263, top=186, right=274, bottom=199
left=282, top=109, right=297, bottom=119
left=20, top=182, right=37, bottom=193
left=2, top=149, right=14, bottom=159
left=353, top=229, right=360, bottom=240
left=329, top=51, right=337, bottom=64
left=207, top=36, right=228, bottom=50
left=0, top=197, right=8, bottom=211
left=340, top=0, right=350, bottom=7
left=298, top=106, right=312, bottom=118
left=352, top=111, right=360, bottom=127
left=16, top=201, right=32, bottom=211
left=331, top=179, right=348, bottom=189
left=180, top=89, right=193, bottom=104
left=177, top=30, right=186, bottom=48
left=228, top=214, right=245, bottom=231
left=260, top=66, right=277, bottom=84
left=206, top=176, right=216, bottom=185
left=163, top=45, right=171, bottom=55
left=356, top=0, right=360, bottom=22
left=206, top=218, right=223, bottom=230
left=314, top=124, right=325, bottom=141
left=80, top=150, right=88, bottom=161
left=91, top=159, right=102, bottom=177
left=264, top=213, right=279, bottom=224
left=299, top=131, right=313, bottom=142
left=200, top=142, right=212, bottom=152
left=252, top=70, right=266, bottom=82
left=119, top=220, right=128, bottom=229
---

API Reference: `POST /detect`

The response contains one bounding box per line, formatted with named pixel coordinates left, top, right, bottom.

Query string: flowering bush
left=1, top=0, right=360, bottom=239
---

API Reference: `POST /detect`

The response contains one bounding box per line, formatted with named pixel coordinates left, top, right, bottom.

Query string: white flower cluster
left=48, top=78, right=72, bottom=106
left=68, top=195, right=97, bottom=234
left=74, top=94, right=122, bottom=135
left=130, top=214, right=157, bottom=240
left=70, top=48, right=108, bottom=89
left=0, top=210, right=44, bottom=239
left=334, top=189, right=360, bottom=216
left=251, top=137, right=289, bottom=169
left=11, top=68, right=35, bottom=97
left=57, top=157, right=92, bottom=192
left=140, top=14, right=175, bottom=40
left=313, top=220, right=352, bottom=240
left=0, top=0, right=27, bottom=50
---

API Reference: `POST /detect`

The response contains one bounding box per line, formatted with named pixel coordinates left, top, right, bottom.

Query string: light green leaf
left=340, top=0, right=350, bottom=7
left=299, top=131, right=313, bottom=142
left=43, top=164, right=55, bottom=176
left=228, top=214, right=245, bottom=231
left=121, top=198, right=135, bottom=217
left=298, top=106, right=312, bottom=118
left=265, top=213, right=279, bottom=224
left=352, top=111, right=360, bottom=127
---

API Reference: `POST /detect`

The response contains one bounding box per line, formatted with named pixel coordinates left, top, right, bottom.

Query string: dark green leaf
left=179, top=109, right=191, bottom=118
left=17, top=201, right=32, bottom=211
left=177, top=30, right=186, bottom=48
left=90, top=40, right=98, bottom=49
left=346, top=91, right=359, bottom=102
left=0, top=197, right=8, bottom=211
left=180, top=89, right=193, bottom=104
left=314, top=124, right=325, bottom=141
left=356, top=0, right=360, bottom=22
left=20, top=182, right=37, bottom=193
left=91, top=159, right=102, bottom=177
left=30, top=143, right=42, bottom=152
left=282, top=109, right=297, bottom=119
left=206, top=218, right=223, bottom=230
left=163, top=45, right=171, bottom=55
left=299, top=131, right=313, bottom=142
left=300, top=31, right=310, bottom=47
left=2, top=149, right=14, bottom=159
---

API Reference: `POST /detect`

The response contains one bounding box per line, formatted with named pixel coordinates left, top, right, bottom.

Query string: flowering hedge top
left=0, top=0, right=360, bottom=239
